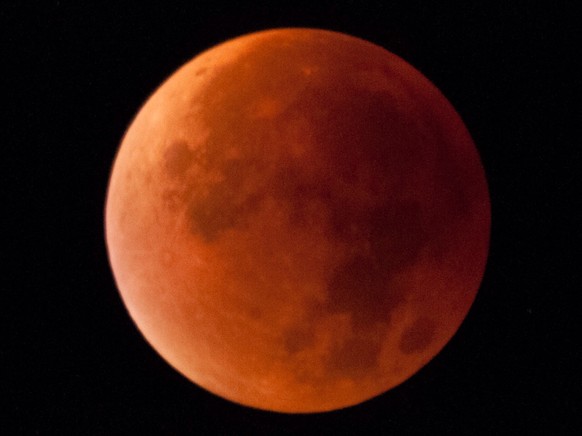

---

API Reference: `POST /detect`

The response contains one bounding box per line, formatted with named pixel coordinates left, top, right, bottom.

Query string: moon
left=105, top=28, right=490, bottom=413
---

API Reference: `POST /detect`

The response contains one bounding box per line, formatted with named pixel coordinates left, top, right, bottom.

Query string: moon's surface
left=105, top=28, right=490, bottom=413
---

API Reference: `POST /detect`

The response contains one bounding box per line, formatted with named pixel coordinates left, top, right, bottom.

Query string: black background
left=4, top=1, right=579, bottom=434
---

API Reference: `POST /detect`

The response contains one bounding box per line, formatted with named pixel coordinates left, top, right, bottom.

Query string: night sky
left=5, top=1, right=578, bottom=434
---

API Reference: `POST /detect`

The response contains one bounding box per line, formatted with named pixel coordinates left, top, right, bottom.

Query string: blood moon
left=105, top=28, right=490, bottom=413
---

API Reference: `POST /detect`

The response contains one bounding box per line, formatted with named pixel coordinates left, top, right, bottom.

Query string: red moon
left=105, top=28, right=490, bottom=413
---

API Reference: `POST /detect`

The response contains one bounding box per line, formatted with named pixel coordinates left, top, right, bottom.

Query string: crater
left=399, top=316, right=436, bottom=354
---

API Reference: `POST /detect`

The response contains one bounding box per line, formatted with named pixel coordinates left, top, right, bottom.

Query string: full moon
left=105, top=28, right=490, bottom=413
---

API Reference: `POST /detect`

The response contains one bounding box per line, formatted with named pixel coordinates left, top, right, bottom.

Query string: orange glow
left=105, top=28, right=490, bottom=413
